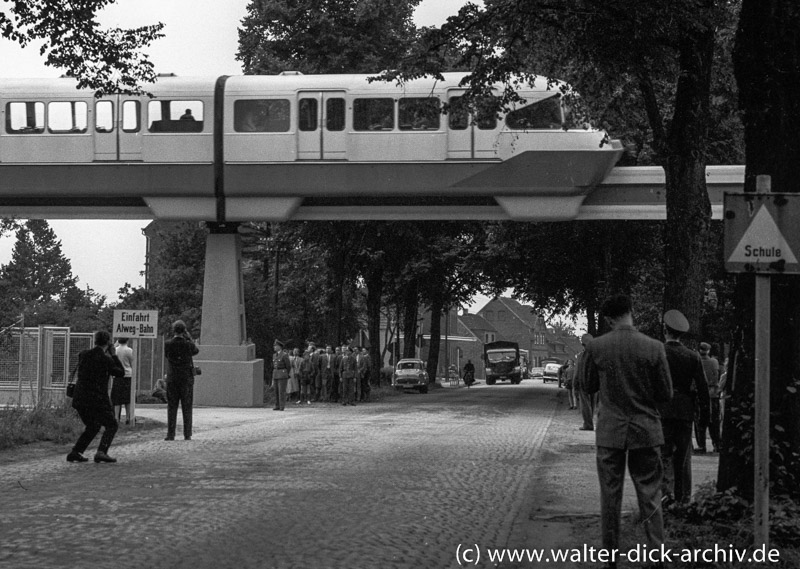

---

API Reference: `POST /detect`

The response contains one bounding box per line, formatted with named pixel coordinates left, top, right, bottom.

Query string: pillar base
left=193, top=358, right=265, bottom=407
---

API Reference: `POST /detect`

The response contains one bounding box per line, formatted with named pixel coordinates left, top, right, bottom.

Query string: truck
left=483, top=341, right=523, bottom=385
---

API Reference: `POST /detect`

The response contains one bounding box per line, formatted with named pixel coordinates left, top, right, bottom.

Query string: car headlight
left=486, top=367, right=493, bottom=374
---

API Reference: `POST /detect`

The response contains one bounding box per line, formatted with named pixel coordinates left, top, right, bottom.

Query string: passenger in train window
left=180, top=109, right=196, bottom=121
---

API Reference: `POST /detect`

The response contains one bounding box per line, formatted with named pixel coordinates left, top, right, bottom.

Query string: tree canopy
left=1, top=0, right=163, bottom=93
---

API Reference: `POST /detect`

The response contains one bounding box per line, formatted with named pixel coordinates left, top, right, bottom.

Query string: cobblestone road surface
left=1, top=381, right=562, bottom=569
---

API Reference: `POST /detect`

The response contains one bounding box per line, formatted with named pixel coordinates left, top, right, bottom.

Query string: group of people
left=271, top=340, right=372, bottom=410
left=66, top=320, right=199, bottom=464
left=578, top=294, right=725, bottom=569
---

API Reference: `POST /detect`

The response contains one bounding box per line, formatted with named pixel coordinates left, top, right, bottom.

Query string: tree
left=0, top=220, right=103, bottom=328
left=116, top=221, right=206, bottom=337
left=237, top=0, right=421, bottom=74
left=388, top=0, right=741, bottom=338
left=718, top=0, right=800, bottom=500
left=1, top=0, right=163, bottom=94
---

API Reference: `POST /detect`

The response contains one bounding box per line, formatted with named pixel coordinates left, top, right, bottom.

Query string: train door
left=446, top=92, right=502, bottom=159
left=297, top=91, right=347, bottom=160
left=93, top=97, right=143, bottom=161
left=446, top=92, right=472, bottom=159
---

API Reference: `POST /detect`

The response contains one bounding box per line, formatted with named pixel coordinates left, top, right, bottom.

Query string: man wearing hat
left=272, top=340, right=291, bottom=411
left=696, top=342, right=721, bottom=453
left=660, top=309, right=710, bottom=505
left=574, top=333, right=597, bottom=431
left=583, top=294, right=672, bottom=565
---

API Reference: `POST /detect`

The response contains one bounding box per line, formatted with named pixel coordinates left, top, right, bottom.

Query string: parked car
left=392, top=359, right=430, bottom=394
left=530, top=367, right=544, bottom=379
left=543, top=363, right=561, bottom=383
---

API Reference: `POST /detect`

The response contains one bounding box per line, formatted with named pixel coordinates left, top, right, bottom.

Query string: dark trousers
left=694, top=399, right=721, bottom=451
left=167, top=378, right=194, bottom=439
left=314, top=373, right=326, bottom=401
left=341, top=375, right=354, bottom=404
left=273, top=378, right=288, bottom=410
left=578, top=390, right=597, bottom=429
left=360, top=374, right=371, bottom=401
left=330, top=373, right=340, bottom=402
left=596, top=445, right=664, bottom=552
left=661, top=418, right=693, bottom=502
left=300, top=379, right=312, bottom=402
left=74, top=403, right=118, bottom=454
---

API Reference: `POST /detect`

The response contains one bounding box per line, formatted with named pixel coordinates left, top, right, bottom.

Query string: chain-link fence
left=0, top=326, right=164, bottom=407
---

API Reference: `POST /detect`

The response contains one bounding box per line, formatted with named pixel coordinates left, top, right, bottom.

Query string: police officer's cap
left=580, top=333, right=593, bottom=345
left=699, top=342, right=711, bottom=352
left=274, top=339, right=284, bottom=348
left=663, top=310, right=690, bottom=334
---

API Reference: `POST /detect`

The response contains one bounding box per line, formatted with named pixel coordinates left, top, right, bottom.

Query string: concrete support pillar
left=193, top=223, right=264, bottom=406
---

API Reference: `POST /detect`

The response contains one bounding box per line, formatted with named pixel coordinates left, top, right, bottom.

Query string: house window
left=497, top=310, right=507, bottom=321
left=484, top=311, right=494, bottom=321
left=485, top=332, right=496, bottom=343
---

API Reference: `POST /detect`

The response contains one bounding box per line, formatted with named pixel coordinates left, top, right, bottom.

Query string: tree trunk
left=365, top=265, right=384, bottom=386
left=402, top=283, right=419, bottom=359
left=719, top=0, right=800, bottom=499
left=660, top=18, right=715, bottom=337
left=426, top=296, right=444, bottom=384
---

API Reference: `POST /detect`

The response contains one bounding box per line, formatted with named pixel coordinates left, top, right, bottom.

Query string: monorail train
left=0, top=73, right=622, bottom=221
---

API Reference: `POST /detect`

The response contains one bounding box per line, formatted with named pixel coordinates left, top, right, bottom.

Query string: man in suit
left=696, top=342, right=721, bottom=453
left=339, top=345, right=357, bottom=406
left=164, top=320, right=200, bottom=441
left=584, top=295, right=672, bottom=569
left=320, top=345, right=335, bottom=402
left=660, top=310, right=710, bottom=505
left=67, top=330, right=126, bottom=464
left=358, top=347, right=372, bottom=402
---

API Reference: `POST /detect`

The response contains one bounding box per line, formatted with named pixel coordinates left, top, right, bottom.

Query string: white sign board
left=724, top=193, right=800, bottom=273
left=113, top=310, right=159, bottom=338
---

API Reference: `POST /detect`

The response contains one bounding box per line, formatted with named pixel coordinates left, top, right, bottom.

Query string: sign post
left=112, top=310, right=159, bottom=428
left=723, top=176, right=800, bottom=548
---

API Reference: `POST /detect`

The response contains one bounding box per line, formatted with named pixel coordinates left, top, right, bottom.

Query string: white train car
left=1, top=72, right=608, bottom=164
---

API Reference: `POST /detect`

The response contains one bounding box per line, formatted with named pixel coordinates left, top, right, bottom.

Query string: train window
left=399, top=98, right=440, bottom=131
left=506, top=95, right=563, bottom=130
left=298, top=98, right=318, bottom=132
left=233, top=99, right=291, bottom=132
left=48, top=101, right=88, bottom=134
left=122, top=101, right=140, bottom=133
left=448, top=97, right=469, bottom=131
left=5, top=102, right=45, bottom=134
left=353, top=98, right=394, bottom=131
left=148, top=100, right=204, bottom=132
left=475, top=97, right=498, bottom=130
left=96, top=101, right=114, bottom=133
left=326, top=98, right=345, bottom=132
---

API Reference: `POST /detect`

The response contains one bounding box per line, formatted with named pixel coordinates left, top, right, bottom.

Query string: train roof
left=1, top=72, right=564, bottom=97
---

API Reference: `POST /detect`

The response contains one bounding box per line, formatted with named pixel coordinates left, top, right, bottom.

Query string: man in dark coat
left=660, top=310, right=710, bottom=505
left=164, top=320, right=199, bottom=441
left=67, top=330, right=125, bottom=463
left=584, top=295, right=672, bottom=568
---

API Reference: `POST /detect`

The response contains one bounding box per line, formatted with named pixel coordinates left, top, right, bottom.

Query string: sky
left=0, top=0, right=497, bottom=307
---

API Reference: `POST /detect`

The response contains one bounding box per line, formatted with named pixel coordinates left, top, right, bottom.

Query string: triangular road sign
left=728, top=205, right=798, bottom=264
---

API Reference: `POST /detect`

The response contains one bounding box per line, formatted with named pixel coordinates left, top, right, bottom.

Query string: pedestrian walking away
left=583, top=294, right=673, bottom=569
left=659, top=310, right=709, bottom=506
left=164, top=320, right=200, bottom=441
left=696, top=342, right=721, bottom=453
left=67, top=330, right=126, bottom=464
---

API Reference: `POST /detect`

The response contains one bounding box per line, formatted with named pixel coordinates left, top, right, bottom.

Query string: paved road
left=0, top=381, right=560, bottom=569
